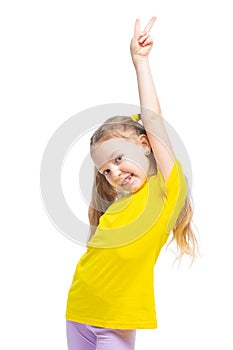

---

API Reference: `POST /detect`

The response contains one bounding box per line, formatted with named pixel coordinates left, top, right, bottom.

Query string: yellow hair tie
left=131, top=113, right=140, bottom=122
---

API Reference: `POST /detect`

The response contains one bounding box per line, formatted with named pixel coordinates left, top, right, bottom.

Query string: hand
left=130, top=16, right=156, bottom=64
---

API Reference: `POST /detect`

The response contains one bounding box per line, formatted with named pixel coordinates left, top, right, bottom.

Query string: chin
left=131, top=181, right=145, bottom=193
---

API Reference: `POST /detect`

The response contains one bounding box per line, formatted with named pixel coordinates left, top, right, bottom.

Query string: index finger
left=144, top=16, right=156, bottom=33
left=134, top=18, right=141, bottom=38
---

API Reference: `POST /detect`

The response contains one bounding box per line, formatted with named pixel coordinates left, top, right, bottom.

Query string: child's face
left=91, top=137, right=153, bottom=193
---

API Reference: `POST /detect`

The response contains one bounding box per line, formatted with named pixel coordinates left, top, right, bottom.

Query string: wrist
left=132, top=57, right=150, bottom=73
left=132, top=56, right=150, bottom=68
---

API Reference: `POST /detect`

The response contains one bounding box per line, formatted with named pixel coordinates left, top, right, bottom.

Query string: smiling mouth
left=120, top=174, right=134, bottom=186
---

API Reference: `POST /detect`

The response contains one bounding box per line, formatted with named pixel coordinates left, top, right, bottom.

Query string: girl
left=65, top=16, right=198, bottom=350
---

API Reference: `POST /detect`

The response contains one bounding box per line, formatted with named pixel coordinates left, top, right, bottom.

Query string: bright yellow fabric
left=66, top=158, right=187, bottom=329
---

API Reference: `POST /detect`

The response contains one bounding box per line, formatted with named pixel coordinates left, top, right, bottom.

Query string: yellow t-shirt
left=65, top=157, right=187, bottom=329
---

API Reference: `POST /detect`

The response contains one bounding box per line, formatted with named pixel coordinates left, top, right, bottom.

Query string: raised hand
left=130, top=16, right=156, bottom=63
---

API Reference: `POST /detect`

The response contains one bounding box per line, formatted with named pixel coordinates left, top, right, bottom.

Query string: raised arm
left=130, top=17, right=175, bottom=182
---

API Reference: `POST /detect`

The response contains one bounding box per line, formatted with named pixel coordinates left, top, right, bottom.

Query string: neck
left=147, top=155, right=157, bottom=179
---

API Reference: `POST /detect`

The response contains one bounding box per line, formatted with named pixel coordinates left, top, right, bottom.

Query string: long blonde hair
left=88, top=116, right=198, bottom=263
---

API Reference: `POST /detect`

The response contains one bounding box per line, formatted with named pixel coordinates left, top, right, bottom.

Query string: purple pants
left=66, top=320, right=136, bottom=350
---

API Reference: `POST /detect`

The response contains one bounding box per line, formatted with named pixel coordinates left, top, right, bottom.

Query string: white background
left=1, top=0, right=233, bottom=349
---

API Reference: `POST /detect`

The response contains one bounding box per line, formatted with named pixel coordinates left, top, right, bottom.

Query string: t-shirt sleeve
left=158, top=157, right=187, bottom=234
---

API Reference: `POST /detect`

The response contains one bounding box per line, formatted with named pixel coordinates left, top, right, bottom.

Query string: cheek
left=123, top=160, right=138, bottom=171
left=125, top=158, right=147, bottom=174
left=105, top=177, right=116, bottom=188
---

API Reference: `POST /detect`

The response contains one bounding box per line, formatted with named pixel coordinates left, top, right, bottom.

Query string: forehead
left=91, top=138, right=139, bottom=170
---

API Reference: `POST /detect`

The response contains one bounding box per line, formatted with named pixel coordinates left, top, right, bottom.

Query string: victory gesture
left=130, top=16, right=156, bottom=63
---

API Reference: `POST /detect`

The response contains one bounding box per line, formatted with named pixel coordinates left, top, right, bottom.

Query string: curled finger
left=139, top=33, right=150, bottom=44
left=141, top=36, right=153, bottom=46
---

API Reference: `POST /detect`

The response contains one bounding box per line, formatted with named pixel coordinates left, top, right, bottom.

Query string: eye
left=115, top=155, right=123, bottom=163
left=102, top=169, right=110, bottom=176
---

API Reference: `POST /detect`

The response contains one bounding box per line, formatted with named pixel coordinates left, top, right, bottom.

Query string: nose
left=110, top=165, right=121, bottom=180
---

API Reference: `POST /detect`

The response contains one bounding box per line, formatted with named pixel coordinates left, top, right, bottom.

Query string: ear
left=138, top=134, right=151, bottom=149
